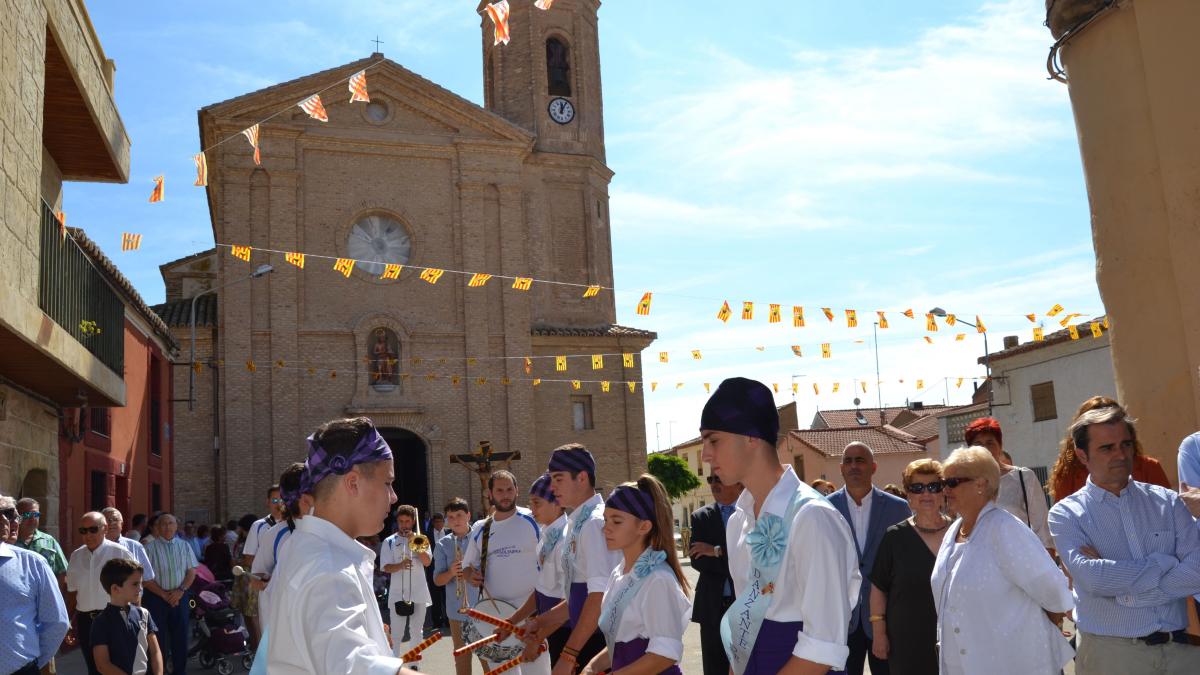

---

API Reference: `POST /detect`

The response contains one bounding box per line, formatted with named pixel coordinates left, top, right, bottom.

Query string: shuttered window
left=1031, top=382, right=1057, bottom=422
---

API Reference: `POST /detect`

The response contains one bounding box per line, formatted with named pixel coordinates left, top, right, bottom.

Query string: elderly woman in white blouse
left=932, top=446, right=1074, bottom=675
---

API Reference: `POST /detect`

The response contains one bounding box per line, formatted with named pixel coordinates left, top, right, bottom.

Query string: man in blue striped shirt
left=0, top=494, right=69, bottom=675
left=143, top=514, right=197, bottom=675
left=1049, top=406, right=1200, bottom=675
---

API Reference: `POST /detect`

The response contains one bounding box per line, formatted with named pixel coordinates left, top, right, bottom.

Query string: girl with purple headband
left=578, top=475, right=691, bottom=675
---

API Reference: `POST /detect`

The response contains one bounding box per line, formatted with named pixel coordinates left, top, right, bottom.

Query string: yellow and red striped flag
left=246, top=360, right=257, bottom=372
left=1058, top=313, right=1082, bottom=328
left=381, top=263, right=402, bottom=279
left=924, top=336, right=933, bottom=344
left=1090, top=321, right=1103, bottom=338
left=769, top=304, right=781, bottom=323
left=583, top=285, right=601, bottom=298
left=658, top=352, right=668, bottom=363
left=622, top=353, right=634, bottom=368
left=791, top=345, right=802, bottom=357
left=718, top=301, right=732, bottom=323
left=917, top=379, right=924, bottom=390
left=627, top=382, right=636, bottom=393
left=334, top=258, right=355, bottom=277
left=821, top=307, right=834, bottom=322
left=452, top=375, right=462, bottom=386
left=1103, top=317, right=1110, bottom=329
left=601, top=381, right=610, bottom=393
left=231, top=245, right=251, bottom=262
left=956, top=377, right=964, bottom=388
left=467, top=273, right=492, bottom=287
left=1033, top=327, right=1045, bottom=342
left=242, top=124, right=261, bottom=165
left=524, top=357, right=533, bottom=375
left=846, top=309, right=858, bottom=328
left=420, top=268, right=445, bottom=284
left=193, top=152, right=208, bottom=186
left=476, top=377, right=488, bottom=386
left=636, top=292, right=652, bottom=316
left=813, top=383, right=820, bottom=395
left=285, top=252, right=305, bottom=269
left=349, top=70, right=370, bottom=103
left=1026, top=313, right=1037, bottom=323
left=1047, top=304, right=1064, bottom=317
left=877, top=311, right=888, bottom=328
left=741, top=301, right=754, bottom=320
left=592, top=354, right=603, bottom=370
left=793, top=306, right=805, bottom=327
left=975, top=315, right=987, bottom=333
left=793, top=383, right=799, bottom=394
left=121, top=233, right=142, bottom=251
left=571, top=380, right=581, bottom=390
left=832, top=382, right=840, bottom=393
left=534, top=0, right=554, bottom=9
left=651, top=382, right=658, bottom=392
left=955, top=333, right=965, bottom=342
left=903, top=308, right=915, bottom=319
left=861, top=381, right=868, bottom=394
left=945, top=314, right=957, bottom=326
left=512, top=277, right=532, bottom=291
left=555, top=356, right=567, bottom=372
left=926, top=313, right=938, bottom=331
left=57, top=211, right=67, bottom=241
left=821, top=343, right=831, bottom=359
left=298, top=94, right=329, bottom=122
left=485, top=1, right=511, bottom=45
left=773, top=383, right=780, bottom=393
left=704, top=383, right=711, bottom=393
left=691, top=350, right=702, bottom=360
left=148, top=175, right=165, bottom=203
left=1069, top=325, right=1080, bottom=340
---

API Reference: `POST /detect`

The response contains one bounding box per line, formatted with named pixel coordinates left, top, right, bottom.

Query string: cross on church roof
left=371, top=35, right=384, bottom=55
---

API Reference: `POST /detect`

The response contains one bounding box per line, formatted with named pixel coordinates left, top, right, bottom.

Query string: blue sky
left=70, top=1, right=1102, bottom=448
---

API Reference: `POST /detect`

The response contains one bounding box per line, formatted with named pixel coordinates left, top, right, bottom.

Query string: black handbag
left=394, top=599, right=415, bottom=616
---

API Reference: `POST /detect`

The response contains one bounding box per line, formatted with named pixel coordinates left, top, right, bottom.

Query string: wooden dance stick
left=484, top=644, right=548, bottom=675
left=399, top=631, right=442, bottom=662
left=462, top=608, right=527, bottom=637
left=453, top=633, right=503, bottom=657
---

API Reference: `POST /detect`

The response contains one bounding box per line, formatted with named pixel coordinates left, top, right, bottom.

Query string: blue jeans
left=145, top=590, right=191, bottom=674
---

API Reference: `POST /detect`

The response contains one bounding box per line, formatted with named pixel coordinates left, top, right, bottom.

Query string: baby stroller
left=188, top=568, right=253, bottom=674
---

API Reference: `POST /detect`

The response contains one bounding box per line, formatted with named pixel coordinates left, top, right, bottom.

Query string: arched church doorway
left=379, top=428, right=428, bottom=517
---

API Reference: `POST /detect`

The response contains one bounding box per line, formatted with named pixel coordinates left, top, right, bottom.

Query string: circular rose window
left=346, top=215, right=411, bottom=276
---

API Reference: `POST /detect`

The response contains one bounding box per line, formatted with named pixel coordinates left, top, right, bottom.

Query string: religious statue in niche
left=370, top=328, right=400, bottom=390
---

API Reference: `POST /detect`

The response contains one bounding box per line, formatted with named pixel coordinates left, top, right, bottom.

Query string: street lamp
left=189, top=263, right=273, bottom=411
left=929, top=307, right=992, bottom=415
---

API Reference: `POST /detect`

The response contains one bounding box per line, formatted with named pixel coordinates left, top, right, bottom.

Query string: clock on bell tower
left=479, top=0, right=606, bottom=162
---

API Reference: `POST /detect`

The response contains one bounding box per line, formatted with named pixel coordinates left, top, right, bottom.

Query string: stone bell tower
left=480, top=0, right=606, bottom=161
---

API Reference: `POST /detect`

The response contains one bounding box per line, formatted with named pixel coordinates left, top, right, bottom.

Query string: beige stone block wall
left=0, top=383, right=61, bottom=537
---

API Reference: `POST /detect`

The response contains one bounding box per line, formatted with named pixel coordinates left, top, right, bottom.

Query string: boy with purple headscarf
left=263, top=416, right=418, bottom=675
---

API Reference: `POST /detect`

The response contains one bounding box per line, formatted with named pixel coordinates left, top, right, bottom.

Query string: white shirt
left=116, top=536, right=156, bottom=582
left=566, top=494, right=622, bottom=596
left=932, top=502, right=1073, bottom=675
left=726, top=466, right=859, bottom=670
left=601, top=563, right=692, bottom=661
left=535, top=515, right=568, bottom=599
left=462, top=508, right=540, bottom=605
left=242, top=516, right=274, bottom=558
left=380, top=533, right=432, bottom=606
left=847, top=488, right=873, bottom=552
left=997, top=468, right=1054, bottom=549
left=252, top=521, right=295, bottom=622
left=265, top=516, right=404, bottom=675
left=66, top=539, right=135, bottom=611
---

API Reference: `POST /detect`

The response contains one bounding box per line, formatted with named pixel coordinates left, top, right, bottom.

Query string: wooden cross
left=371, top=36, right=384, bottom=53
left=450, top=440, right=521, bottom=512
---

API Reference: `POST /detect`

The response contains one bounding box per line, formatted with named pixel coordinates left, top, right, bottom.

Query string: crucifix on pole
left=371, top=36, right=384, bottom=53
left=450, top=440, right=521, bottom=512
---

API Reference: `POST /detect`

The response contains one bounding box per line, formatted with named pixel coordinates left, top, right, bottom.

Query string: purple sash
left=611, top=638, right=682, bottom=674
left=535, top=590, right=561, bottom=617
left=568, top=582, right=589, bottom=627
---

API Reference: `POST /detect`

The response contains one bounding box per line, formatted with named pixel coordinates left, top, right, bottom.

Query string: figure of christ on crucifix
left=450, top=441, right=521, bottom=512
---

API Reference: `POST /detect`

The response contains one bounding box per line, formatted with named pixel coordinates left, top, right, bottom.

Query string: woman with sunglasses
left=867, top=459, right=947, bottom=675
left=932, top=446, right=1074, bottom=675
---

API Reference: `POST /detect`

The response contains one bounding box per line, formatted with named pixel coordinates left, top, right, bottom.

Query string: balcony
left=37, top=202, right=124, bottom=375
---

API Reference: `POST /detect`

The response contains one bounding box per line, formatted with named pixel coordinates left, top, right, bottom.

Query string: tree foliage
left=647, top=452, right=702, bottom=500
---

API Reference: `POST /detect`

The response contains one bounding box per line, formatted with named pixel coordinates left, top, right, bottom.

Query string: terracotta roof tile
left=814, top=405, right=948, bottom=429
left=984, top=315, right=1108, bottom=364
left=789, top=426, right=929, bottom=458
left=532, top=324, right=657, bottom=340
left=151, top=295, right=217, bottom=329
left=897, top=415, right=939, bottom=441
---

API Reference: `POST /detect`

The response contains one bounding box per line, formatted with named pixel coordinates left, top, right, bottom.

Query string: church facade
left=156, top=0, right=655, bottom=522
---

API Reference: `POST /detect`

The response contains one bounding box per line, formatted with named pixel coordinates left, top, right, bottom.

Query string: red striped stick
left=484, top=644, right=547, bottom=675
left=399, top=631, right=442, bottom=662
left=462, top=608, right=526, bottom=637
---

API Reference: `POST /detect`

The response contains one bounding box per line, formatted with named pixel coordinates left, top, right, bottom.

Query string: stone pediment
left=200, top=55, right=533, bottom=147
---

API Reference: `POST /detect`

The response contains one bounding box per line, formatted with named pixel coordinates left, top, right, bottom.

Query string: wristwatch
left=714, top=545, right=723, bottom=557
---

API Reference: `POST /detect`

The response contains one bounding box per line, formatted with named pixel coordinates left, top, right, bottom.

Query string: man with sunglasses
left=827, top=442, right=911, bottom=675
left=1, top=494, right=69, bottom=675
left=242, top=485, right=284, bottom=649
left=689, top=473, right=744, bottom=675
left=14, top=499, right=67, bottom=583
left=66, top=512, right=135, bottom=674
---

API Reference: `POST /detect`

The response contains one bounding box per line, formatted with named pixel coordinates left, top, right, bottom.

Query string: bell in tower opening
left=547, top=37, right=571, bottom=96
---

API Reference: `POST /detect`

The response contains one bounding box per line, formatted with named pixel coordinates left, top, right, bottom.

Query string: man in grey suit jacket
left=827, top=442, right=911, bottom=675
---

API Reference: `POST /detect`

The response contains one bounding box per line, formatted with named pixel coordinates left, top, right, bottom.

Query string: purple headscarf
left=300, top=425, right=393, bottom=495
left=606, top=484, right=655, bottom=522
left=529, top=472, right=556, bottom=503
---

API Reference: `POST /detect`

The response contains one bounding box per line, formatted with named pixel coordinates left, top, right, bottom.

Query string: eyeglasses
left=0, top=509, right=17, bottom=522
left=78, top=526, right=102, bottom=535
left=21, top=511, right=40, bottom=520
left=905, top=481, right=944, bottom=494
left=942, top=477, right=975, bottom=489
left=706, top=476, right=722, bottom=485
left=270, top=499, right=283, bottom=505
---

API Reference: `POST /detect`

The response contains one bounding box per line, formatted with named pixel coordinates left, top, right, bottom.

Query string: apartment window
left=1031, top=382, right=1057, bottom=422
left=151, top=482, right=162, bottom=513
left=89, top=471, right=108, bottom=511
left=90, top=408, right=110, bottom=436
left=571, top=396, right=593, bottom=431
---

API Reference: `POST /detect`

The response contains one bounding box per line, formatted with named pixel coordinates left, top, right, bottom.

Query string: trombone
left=409, top=508, right=431, bottom=553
